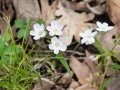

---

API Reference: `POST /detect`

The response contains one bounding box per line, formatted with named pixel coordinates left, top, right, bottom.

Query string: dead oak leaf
left=70, top=56, right=93, bottom=85
left=13, top=0, right=41, bottom=21
left=55, top=2, right=95, bottom=46
left=40, top=0, right=58, bottom=25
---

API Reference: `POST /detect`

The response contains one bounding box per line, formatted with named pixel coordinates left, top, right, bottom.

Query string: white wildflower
left=49, top=37, right=67, bottom=54
left=30, top=23, right=46, bottom=40
left=47, top=21, right=63, bottom=36
left=79, top=29, right=97, bottom=45
left=89, top=55, right=100, bottom=61
left=96, top=21, right=114, bottom=32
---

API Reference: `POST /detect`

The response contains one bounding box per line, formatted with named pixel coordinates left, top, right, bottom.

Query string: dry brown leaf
left=85, top=0, right=106, bottom=15
left=100, top=27, right=120, bottom=57
left=58, top=72, right=73, bottom=85
left=39, top=0, right=58, bottom=25
left=70, top=56, right=93, bottom=85
left=85, top=50, right=99, bottom=81
left=55, top=1, right=95, bottom=46
left=99, top=0, right=120, bottom=58
left=69, top=79, right=80, bottom=89
left=32, top=78, right=55, bottom=90
left=13, top=0, right=41, bottom=21
left=75, top=83, right=98, bottom=90
left=106, top=73, right=120, bottom=90
left=107, top=0, right=120, bottom=30
left=13, top=0, right=58, bottom=25
left=0, top=1, right=14, bottom=36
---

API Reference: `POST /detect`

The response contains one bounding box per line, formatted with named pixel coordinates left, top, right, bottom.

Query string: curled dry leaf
left=55, top=2, right=95, bottom=46
left=85, top=0, right=106, bottom=15
left=61, top=0, right=88, bottom=11
left=70, top=56, right=93, bottom=85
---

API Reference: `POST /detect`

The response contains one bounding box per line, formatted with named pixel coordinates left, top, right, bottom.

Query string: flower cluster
left=79, top=21, right=114, bottom=45
left=79, top=21, right=114, bottom=61
left=30, top=21, right=67, bottom=54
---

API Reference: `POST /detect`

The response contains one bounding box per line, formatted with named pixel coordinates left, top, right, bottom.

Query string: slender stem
left=31, top=50, right=84, bottom=56
left=100, top=39, right=120, bottom=89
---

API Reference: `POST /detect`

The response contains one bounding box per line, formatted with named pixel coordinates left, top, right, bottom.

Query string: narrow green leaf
left=110, top=63, right=120, bottom=70
left=56, top=53, right=71, bottom=76
left=100, top=78, right=116, bottom=90
left=94, top=38, right=105, bottom=66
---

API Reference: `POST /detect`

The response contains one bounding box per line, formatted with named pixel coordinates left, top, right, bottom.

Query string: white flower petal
left=96, top=28, right=102, bottom=31
left=49, top=31, right=55, bottom=36
left=85, top=29, right=92, bottom=34
left=60, top=44, right=67, bottom=51
left=81, top=38, right=87, bottom=44
left=41, top=31, right=46, bottom=37
left=34, top=23, right=42, bottom=32
left=54, top=49, right=59, bottom=54
left=89, top=55, right=99, bottom=61
left=91, top=31, right=97, bottom=37
left=106, top=26, right=114, bottom=30
left=89, top=38, right=95, bottom=44
left=103, top=22, right=108, bottom=27
left=33, top=35, right=40, bottom=40
left=96, top=21, right=103, bottom=28
left=58, top=25, right=63, bottom=31
left=56, top=31, right=62, bottom=36
left=49, top=44, right=54, bottom=50
left=40, top=24, right=45, bottom=31
left=51, top=37, right=59, bottom=43
left=51, top=21, right=58, bottom=27
left=30, top=30, right=36, bottom=36
left=79, top=32, right=86, bottom=37
left=46, top=26, right=52, bottom=31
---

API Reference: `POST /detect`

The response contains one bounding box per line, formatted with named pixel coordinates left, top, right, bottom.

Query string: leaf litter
left=0, top=0, right=120, bottom=90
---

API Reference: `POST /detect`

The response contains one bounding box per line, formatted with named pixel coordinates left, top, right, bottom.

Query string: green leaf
left=4, top=45, right=22, bottom=55
left=100, top=78, right=116, bottom=90
left=110, top=63, right=120, bottom=70
left=2, top=32, right=11, bottom=42
left=0, top=39, right=6, bottom=53
left=38, top=18, right=45, bottom=25
left=1, top=55, right=10, bottom=64
left=56, top=53, right=71, bottom=76
left=15, top=19, right=26, bottom=29
left=1, top=55, right=15, bottom=64
left=17, top=29, right=29, bottom=39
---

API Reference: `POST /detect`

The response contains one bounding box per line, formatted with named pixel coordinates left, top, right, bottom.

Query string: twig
left=31, top=50, right=84, bottom=56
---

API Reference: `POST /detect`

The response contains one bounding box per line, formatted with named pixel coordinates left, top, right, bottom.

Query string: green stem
left=100, top=38, right=120, bottom=89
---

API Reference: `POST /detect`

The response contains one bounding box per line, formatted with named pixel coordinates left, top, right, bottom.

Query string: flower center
left=55, top=42, right=60, bottom=47
left=39, top=31, right=43, bottom=36
left=53, top=28, right=58, bottom=33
